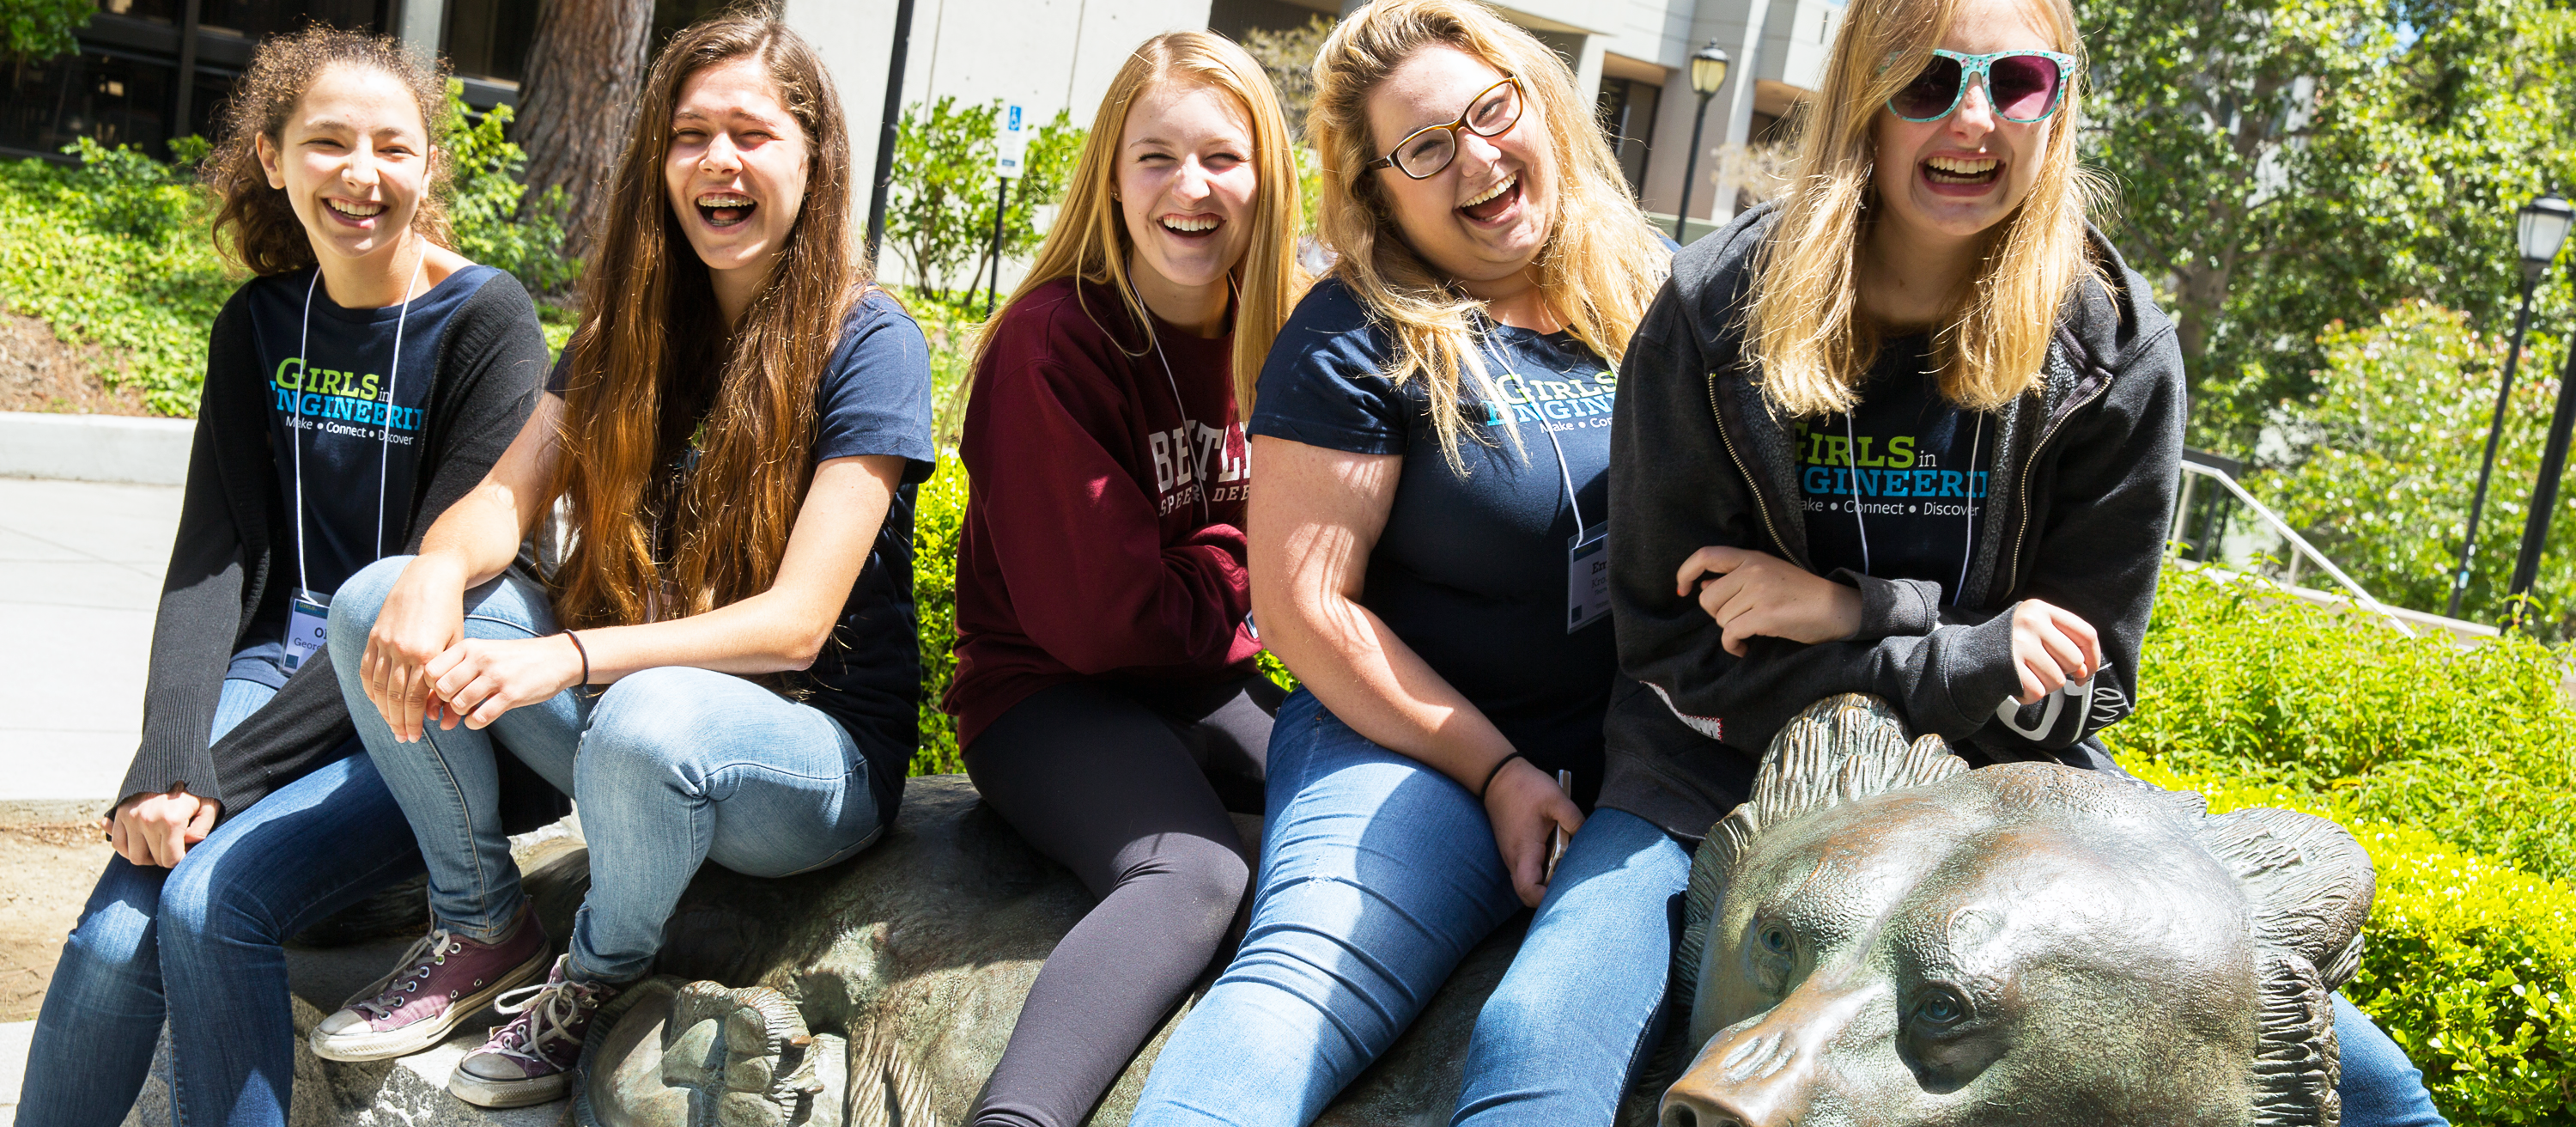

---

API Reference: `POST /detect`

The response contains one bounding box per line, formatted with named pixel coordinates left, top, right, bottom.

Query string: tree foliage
left=1239, top=15, right=1334, bottom=140
left=2245, top=302, right=2576, bottom=631
left=1, top=0, right=89, bottom=63
left=444, top=85, right=580, bottom=295
left=884, top=98, right=1082, bottom=302
left=2085, top=0, right=2576, bottom=448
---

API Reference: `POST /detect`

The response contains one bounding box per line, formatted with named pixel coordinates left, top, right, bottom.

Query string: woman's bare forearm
left=1260, top=589, right=1519, bottom=790
left=414, top=395, right=563, bottom=589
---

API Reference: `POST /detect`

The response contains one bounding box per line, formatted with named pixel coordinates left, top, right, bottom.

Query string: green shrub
left=911, top=451, right=968, bottom=777
left=443, top=85, right=580, bottom=297
left=2105, top=564, right=2576, bottom=882
left=2131, top=763, right=2576, bottom=1125
left=0, top=149, right=234, bottom=413
left=884, top=98, right=1083, bottom=302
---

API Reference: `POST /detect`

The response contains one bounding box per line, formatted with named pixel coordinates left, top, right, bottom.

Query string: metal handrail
left=2171, top=460, right=2417, bottom=638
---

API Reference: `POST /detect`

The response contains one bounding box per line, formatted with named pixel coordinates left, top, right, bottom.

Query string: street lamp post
left=1671, top=43, right=1730, bottom=244
left=2451, top=192, right=2573, bottom=618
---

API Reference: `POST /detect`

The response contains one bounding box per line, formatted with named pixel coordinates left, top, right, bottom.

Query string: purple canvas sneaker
left=308, top=907, right=549, bottom=1062
left=446, top=955, right=621, bottom=1108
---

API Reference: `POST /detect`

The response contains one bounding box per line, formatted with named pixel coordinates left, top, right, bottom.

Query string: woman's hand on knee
left=1674, top=546, right=1863, bottom=656
left=2008, top=599, right=2100, bottom=705
left=425, top=635, right=585, bottom=731
left=362, top=556, right=471, bottom=742
left=102, top=787, right=219, bottom=868
left=1484, top=757, right=1583, bottom=908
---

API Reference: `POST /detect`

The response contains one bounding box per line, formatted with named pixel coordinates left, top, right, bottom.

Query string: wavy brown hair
left=1308, top=0, right=1669, bottom=466
left=1749, top=0, right=2105, bottom=417
left=203, top=26, right=455, bottom=276
left=550, top=15, right=864, bottom=631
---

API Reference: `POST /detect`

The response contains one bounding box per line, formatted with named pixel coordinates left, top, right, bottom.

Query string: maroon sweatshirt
left=943, top=277, right=1261, bottom=747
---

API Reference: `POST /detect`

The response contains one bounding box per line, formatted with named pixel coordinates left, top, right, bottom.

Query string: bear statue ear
left=1671, top=694, right=1965, bottom=1022
left=2197, top=807, right=2377, bottom=992
left=2196, top=806, right=2378, bottom=1127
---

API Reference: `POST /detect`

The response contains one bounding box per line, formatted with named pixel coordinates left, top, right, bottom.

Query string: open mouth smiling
left=1158, top=214, right=1223, bottom=241
left=1459, top=173, right=1520, bottom=222
left=1924, top=155, right=2001, bottom=186
left=696, top=192, right=757, bottom=228
left=324, top=198, right=386, bottom=223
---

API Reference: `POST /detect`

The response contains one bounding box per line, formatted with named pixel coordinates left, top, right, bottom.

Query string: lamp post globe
left=2520, top=193, right=2573, bottom=275
left=2455, top=192, right=2573, bottom=618
left=1674, top=42, right=1732, bottom=241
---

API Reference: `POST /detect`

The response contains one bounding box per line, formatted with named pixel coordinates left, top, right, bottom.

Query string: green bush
left=911, top=451, right=968, bottom=777
left=2105, top=564, right=2576, bottom=883
left=2132, top=763, right=2576, bottom=1125
left=0, top=149, right=234, bottom=414
left=443, top=85, right=580, bottom=297
left=884, top=98, right=1083, bottom=302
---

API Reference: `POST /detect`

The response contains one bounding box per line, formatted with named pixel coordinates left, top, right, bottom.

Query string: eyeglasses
left=1887, top=49, right=2075, bottom=124
left=1365, top=76, right=1524, bottom=180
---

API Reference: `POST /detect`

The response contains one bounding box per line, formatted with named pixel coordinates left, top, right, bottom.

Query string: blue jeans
left=1133, top=690, right=1670, bottom=1126
left=17, top=662, right=425, bottom=1127
left=327, top=556, right=888, bottom=985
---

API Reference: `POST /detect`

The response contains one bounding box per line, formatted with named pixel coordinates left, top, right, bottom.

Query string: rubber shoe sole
left=307, top=947, right=550, bottom=1063
left=447, top=1064, right=570, bottom=1109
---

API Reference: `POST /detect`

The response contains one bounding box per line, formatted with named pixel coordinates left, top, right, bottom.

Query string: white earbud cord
left=1959, top=412, right=1984, bottom=598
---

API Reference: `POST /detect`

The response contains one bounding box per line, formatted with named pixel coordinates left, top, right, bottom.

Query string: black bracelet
left=1479, top=752, right=1526, bottom=802
left=563, top=630, right=590, bottom=686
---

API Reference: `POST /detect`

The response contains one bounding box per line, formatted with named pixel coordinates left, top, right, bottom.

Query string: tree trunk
left=511, top=0, right=654, bottom=259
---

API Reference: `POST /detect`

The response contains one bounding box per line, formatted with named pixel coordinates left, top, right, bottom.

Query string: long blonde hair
left=1750, top=0, right=2104, bottom=417
left=1309, top=0, right=1668, bottom=465
left=552, top=15, right=864, bottom=631
left=978, top=31, right=1303, bottom=413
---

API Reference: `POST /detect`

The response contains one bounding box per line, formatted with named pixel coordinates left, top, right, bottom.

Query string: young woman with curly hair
left=318, top=15, right=933, bottom=1109
left=16, top=27, right=552, bottom=1127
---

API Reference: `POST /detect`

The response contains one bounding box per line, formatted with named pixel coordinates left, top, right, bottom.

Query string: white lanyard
left=1838, top=395, right=1984, bottom=597
left=1475, top=333, right=1609, bottom=633
left=1150, top=333, right=1215, bottom=527
left=1473, top=336, right=1585, bottom=539
left=290, top=248, right=427, bottom=597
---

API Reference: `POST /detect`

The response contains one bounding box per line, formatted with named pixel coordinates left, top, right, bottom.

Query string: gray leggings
left=963, top=676, right=1282, bottom=1127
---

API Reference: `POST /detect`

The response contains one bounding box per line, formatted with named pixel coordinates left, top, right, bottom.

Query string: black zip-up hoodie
left=1602, top=201, right=2186, bottom=839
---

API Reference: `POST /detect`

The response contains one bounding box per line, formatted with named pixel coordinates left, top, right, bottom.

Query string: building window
left=1596, top=76, right=1659, bottom=197
left=447, top=0, right=543, bottom=84
left=0, top=50, right=175, bottom=156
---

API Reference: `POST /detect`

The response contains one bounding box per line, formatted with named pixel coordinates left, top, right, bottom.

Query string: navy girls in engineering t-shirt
left=545, top=288, right=937, bottom=818
left=1796, top=332, right=1995, bottom=597
left=237, top=263, right=505, bottom=685
left=1249, top=277, right=1615, bottom=789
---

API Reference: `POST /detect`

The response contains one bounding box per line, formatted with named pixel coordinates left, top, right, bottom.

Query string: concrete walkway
left=0, top=476, right=181, bottom=803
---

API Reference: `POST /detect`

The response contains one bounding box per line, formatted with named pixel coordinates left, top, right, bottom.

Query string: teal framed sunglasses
left=1888, top=49, right=2077, bottom=124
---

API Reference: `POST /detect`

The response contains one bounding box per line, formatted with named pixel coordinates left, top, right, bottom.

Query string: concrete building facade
left=5, top=0, right=1834, bottom=236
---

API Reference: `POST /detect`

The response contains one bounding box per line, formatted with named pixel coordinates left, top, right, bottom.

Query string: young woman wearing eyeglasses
left=1121, top=2, right=1672, bottom=1124
left=1602, top=0, right=2446, bottom=1123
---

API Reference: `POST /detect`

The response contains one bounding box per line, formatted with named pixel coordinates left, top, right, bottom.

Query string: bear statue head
left=1660, top=695, right=2374, bottom=1127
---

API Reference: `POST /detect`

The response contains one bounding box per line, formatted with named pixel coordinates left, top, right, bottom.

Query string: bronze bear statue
left=1662, top=695, right=2374, bottom=1127
left=568, top=694, right=2372, bottom=1127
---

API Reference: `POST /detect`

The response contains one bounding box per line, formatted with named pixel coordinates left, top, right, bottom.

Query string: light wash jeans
left=1127, top=689, right=1682, bottom=1126
left=17, top=660, right=424, bottom=1127
left=327, top=556, right=889, bottom=985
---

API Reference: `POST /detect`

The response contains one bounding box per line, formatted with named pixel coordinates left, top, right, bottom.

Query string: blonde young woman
left=1607, top=0, right=2444, bottom=1123
left=940, top=32, right=1301, bottom=1127
left=1125, top=3, right=1672, bottom=1124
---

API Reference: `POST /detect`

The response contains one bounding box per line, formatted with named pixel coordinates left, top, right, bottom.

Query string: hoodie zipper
left=1707, top=373, right=1794, bottom=564
left=2000, top=372, right=2114, bottom=597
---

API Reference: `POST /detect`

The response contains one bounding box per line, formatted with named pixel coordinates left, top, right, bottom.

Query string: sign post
left=986, top=104, right=1027, bottom=318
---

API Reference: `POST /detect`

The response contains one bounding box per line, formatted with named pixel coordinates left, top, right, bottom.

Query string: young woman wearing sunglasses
left=1122, top=2, right=1672, bottom=1124
left=1604, top=0, right=2446, bottom=1123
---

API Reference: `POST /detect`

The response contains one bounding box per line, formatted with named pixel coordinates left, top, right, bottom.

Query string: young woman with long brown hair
left=1124, top=3, right=1673, bottom=1123
left=316, top=15, right=933, bottom=1109
left=16, top=28, right=553, bottom=1127
left=941, top=33, right=1303, bottom=1127
left=1606, top=0, right=2443, bottom=1122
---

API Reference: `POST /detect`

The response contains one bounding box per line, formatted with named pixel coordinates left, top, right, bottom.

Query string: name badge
left=1567, top=530, right=1610, bottom=633
left=284, top=590, right=331, bottom=673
